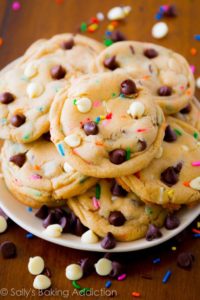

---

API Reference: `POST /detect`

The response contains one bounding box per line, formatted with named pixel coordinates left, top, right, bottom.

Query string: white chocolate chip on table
left=152, top=22, right=169, bottom=39
left=33, top=275, right=51, bottom=290
left=28, top=256, right=45, bottom=275
left=95, top=258, right=112, bottom=276
left=65, top=264, right=83, bottom=280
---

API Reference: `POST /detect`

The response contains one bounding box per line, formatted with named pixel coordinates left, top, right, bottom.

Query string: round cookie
left=1, top=139, right=97, bottom=208
left=0, top=33, right=104, bottom=143
left=118, top=117, right=200, bottom=209
left=50, top=70, right=166, bottom=178
left=68, top=180, right=167, bottom=242
left=173, top=97, right=200, bottom=131
left=91, top=41, right=194, bottom=115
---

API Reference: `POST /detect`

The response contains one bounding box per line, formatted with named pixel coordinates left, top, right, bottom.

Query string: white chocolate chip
left=64, top=134, right=81, bottom=148
left=152, top=22, right=168, bottom=39
left=0, top=216, right=7, bottom=233
left=24, top=63, right=37, bottom=78
left=181, top=145, right=189, bottom=151
left=28, top=256, right=45, bottom=275
left=44, top=224, right=63, bottom=237
left=123, top=6, right=132, bottom=16
left=63, top=162, right=74, bottom=173
left=155, top=147, right=163, bottom=159
left=96, top=12, right=104, bottom=21
left=107, top=6, right=128, bottom=20
left=65, top=264, right=83, bottom=280
left=42, top=161, right=61, bottom=178
left=127, top=101, right=145, bottom=118
left=196, top=77, right=200, bottom=89
left=27, top=82, right=44, bottom=98
left=76, top=98, right=92, bottom=113
left=189, top=177, right=200, bottom=190
left=94, top=258, right=112, bottom=276
left=81, top=230, right=99, bottom=244
left=33, top=275, right=51, bottom=290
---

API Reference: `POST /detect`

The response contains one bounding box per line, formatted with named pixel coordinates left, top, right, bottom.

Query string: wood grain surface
left=0, top=0, right=200, bottom=299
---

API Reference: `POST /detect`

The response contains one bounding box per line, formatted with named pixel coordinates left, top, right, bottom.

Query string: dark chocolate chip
left=101, top=232, right=116, bottom=249
left=144, top=48, right=158, bottom=59
left=61, top=38, right=74, bottom=50
left=111, top=181, right=127, bottom=197
left=42, top=131, right=51, bottom=141
left=104, top=56, right=119, bottom=70
left=165, top=214, right=180, bottom=230
left=0, top=241, right=16, bottom=258
left=9, top=153, right=26, bottom=168
left=138, top=139, right=147, bottom=151
left=157, top=86, right=172, bottom=96
left=180, top=104, right=192, bottom=114
left=108, top=211, right=126, bottom=227
left=109, top=261, right=125, bottom=278
left=70, top=215, right=87, bottom=236
left=163, top=5, right=177, bottom=17
left=110, top=30, right=126, bottom=42
left=120, top=79, right=137, bottom=95
left=161, top=163, right=182, bottom=186
left=177, top=252, right=194, bottom=269
left=54, top=208, right=65, bottom=221
left=109, top=149, right=126, bottom=165
left=146, top=224, right=162, bottom=241
left=35, top=205, right=49, bottom=220
left=0, top=92, right=15, bottom=104
left=83, top=121, right=99, bottom=136
left=79, top=257, right=95, bottom=276
left=59, top=216, right=70, bottom=233
left=50, top=65, right=66, bottom=80
left=42, top=267, right=52, bottom=278
left=42, top=211, right=57, bottom=228
left=164, top=125, right=177, bottom=142
left=10, top=114, right=26, bottom=127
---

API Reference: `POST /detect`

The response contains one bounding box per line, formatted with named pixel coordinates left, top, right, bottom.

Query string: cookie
left=173, top=97, right=200, bottom=131
left=118, top=117, right=200, bottom=209
left=1, top=139, right=97, bottom=208
left=67, top=180, right=167, bottom=242
left=50, top=70, right=166, bottom=178
left=0, top=33, right=104, bottom=143
left=91, top=41, right=194, bottom=114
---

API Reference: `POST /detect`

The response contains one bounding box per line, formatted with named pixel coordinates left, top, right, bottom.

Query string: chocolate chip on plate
left=120, top=79, right=137, bottom=95
left=108, top=211, right=126, bottom=227
left=59, top=216, right=70, bottom=233
left=50, top=65, right=66, bottom=80
left=146, top=224, right=162, bottom=241
left=101, top=232, right=116, bottom=249
left=109, top=149, right=126, bottom=165
left=42, top=211, right=57, bottom=228
left=161, top=162, right=182, bottom=186
left=104, top=56, right=119, bottom=70
left=157, top=86, right=172, bottom=96
left=109, top=261, right=125, bottom=278
left=0, top=92, right=15, bottom=104
left=35, top=205, right=49, bottom=220
left=9, top=153, right=26, bottom=168
left=10, top=114, right=26, bottom=127
left=180, top=104, right=192, bottom=114
left=83, top=121, right=99, bottom=136
left=111, top=181, right=127, bottom=197
left=0, top=241, right=17, bottom=259
left=61, top=38, right=74, bottom=50
left=144, top=48, right=158, bottom=59
left=177, top=252, right=194, bottom=269
left=164, top=125, right=177, bottom=142
left=165, top=214, right=180, bottom=230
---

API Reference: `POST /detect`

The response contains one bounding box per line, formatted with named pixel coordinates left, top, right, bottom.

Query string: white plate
left=0, top=178, right=200, bottom=252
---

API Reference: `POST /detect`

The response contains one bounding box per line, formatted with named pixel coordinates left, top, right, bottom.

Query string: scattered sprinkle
left=12, top=1, right=21, bottom=11
left=80, top=288, right=90, bottom=295
left=192, top=228, right=200, bottom=234
left=183, top=181, right=190, bottom=187
left=0, top=37, right=3, bottom=47
left=27, top=207, right=33, bottom=212
left=80, top=22, right=87, bottom=32
left=72, top=280, right=81, bottom=289
left=191, top=161, right=200, bottom=167
left=26, top=233, right=34, bottom=239
left=190, top=47, right=197, bottom=56
left=132, top=292, right=141, bottom=297
left=95, top=184, right=101, bottom=199
left=57, top=143, right=65, bottom=156
left=190, top=65, right=196, bottom=74
left=105, top=280, right=112, bottom=288
left=153, top=258, right=161, bottom=264
left=92, top=197, right=100, bottom=210
left=194, top=132, right=199, bottom=139
left=162, top=270, right=172, bottom=283
left=104, top=39, right=113, bottom=47
left=171, top=246, right=177, bottom=251
left=117, top=273, right=127, bottom=281
left=73, top=99, right=77, bottom=105
left=126, top=147, right=131, bottom=160
left=194, top=34, right=200, bottom=41
left=193, top=233, right=200, bottom=238
left=197, top=222, right=200, bottom=228
left=174, top=128, right=182, bottom=136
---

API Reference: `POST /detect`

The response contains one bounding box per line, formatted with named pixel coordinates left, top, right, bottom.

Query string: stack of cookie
left=0, top=34, right=199, bottom=247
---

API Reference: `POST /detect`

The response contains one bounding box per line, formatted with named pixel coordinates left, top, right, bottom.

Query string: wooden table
left=0, top=0, right=200, bottom=299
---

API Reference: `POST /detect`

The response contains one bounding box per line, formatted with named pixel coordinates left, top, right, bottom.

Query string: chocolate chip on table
left=163, top=5, right=177, bottom=17
left=79, top=257, right=95, bottom=276
left=157, top=86, right=172, bottom=96
left=111, top=181, right=127, bottom=197
left=0, top=92, right=15, bottom=104
left=164, top=125, right=177, bottom=142
left=109, top=261, right=125, bottom=278
left=61, top=38, right=74, bottom=50
left=35, top=205, right=49, bottom=220
left=161, top=162, right=182, bottom=186
left=101, top=232, right=116, bottom=249
left=177, top=252, right=194, bottom=269
left=10, top=114, right=26, bottom=127
left=42, top=267, right=52, bottom=278
left=103, top=56, right=119, bottom=70
left=50, top=65, right=66, bottom=80
left=110, top=30, right=126, bottom=42
left=146, top=224, right=162, bottom=241
left=109, top=149, right=126, bottom=165
left=0, top=241, right=17, bottom=259
left=42, top=211, right=57, bottom=228
left=83, top=121, right=99, bottom=136
left=120, top=79, right=138, bottom=95
left=108, top=211, right=126, bottom=226
left=143, top=48, right=158, bottom=59
left=180, top=104, right=192, bottom=114
left=9, top=153, right=26, bottom=168
left=165, top=214, right=180, bottom=230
